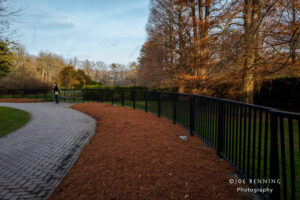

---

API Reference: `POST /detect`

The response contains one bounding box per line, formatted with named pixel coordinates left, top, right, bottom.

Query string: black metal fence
left=1, top=89, right=299, bottom=200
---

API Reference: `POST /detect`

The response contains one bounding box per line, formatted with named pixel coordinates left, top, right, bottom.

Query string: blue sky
left=10, top=0, right=149, bottom=64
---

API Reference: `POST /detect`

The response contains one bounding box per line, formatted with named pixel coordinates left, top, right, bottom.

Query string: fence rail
left=1, top=89, right=299, bottom=200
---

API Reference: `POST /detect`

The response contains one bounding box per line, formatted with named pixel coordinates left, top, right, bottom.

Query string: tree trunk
left=198, top=0, right=203, bottom=53
left=41, top=68, right=45, bottom=82
left=178, top=2, right=184, bottom=72
left=168, top=0, right=175, bottom=66
left=243, top=0, right=260, bottom=104
left=178, top=2, right=186, bottom=93
left=290, top=0, right=297, bottom=64
left=203, top=0, right=210, bottom=62
left=197, top=0, right=210, bottom=78
left=191, top=0, right=198, bottom=75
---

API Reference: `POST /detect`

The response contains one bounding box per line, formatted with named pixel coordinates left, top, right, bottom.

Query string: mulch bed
left=0, top=98, right=44, bottom=103
left=50, top=103, right=249, bottom=200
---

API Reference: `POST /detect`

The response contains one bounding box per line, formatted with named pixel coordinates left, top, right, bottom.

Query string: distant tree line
left=58, top=59, right=138, bottom=89
left=0, top=37, right=140, bottom=89
left=138, top=0, right=299, bottom=103
left=0, top=42, right=139, bottom=89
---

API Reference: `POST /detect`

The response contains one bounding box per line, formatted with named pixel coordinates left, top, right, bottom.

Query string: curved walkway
left=0, top=102, right=96, bottom=200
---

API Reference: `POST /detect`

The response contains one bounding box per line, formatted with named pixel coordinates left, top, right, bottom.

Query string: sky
left=9, top=0, right=150, bottom=65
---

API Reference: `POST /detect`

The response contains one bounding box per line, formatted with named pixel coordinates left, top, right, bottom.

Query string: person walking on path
left=53, top=83, right=60, bottom=104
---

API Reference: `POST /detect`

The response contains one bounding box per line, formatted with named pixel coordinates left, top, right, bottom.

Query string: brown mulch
left=50, top=103, right=248, bottom=200
left=0, top=98, right=43, bottom=103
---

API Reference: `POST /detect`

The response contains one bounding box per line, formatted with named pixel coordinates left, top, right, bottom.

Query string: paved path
left=0, top=102, right=96, bottom=200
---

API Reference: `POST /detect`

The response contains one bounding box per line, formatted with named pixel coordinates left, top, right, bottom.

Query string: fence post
left=69, top=90, right=72, bottom=103
left=35, top=90, right=38, bottom=99
left=189, top=95, right=195, bottom=135
left=173, top=94, right=177, bottom=124
left=111, top=90, right=114, bottom=105
left=84, top=89, right=87, bottom=102
left=269, top=110, right=280, bottom=200
left=132, top=91, right=136, bottom=109
left=100, top=90, right=103, bottom=102
left=145, top=92, right=148, bottom=112
left=12, top=90, right=15, bottom=98
left=217, top=100, right=224, bottom=157
left=97, top=89, right=100, bottom=102
left=122, top=90, right=125, bottom=106
left=157, top=93, right=161, bottom=117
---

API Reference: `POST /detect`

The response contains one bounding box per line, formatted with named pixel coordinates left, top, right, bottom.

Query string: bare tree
left=139, top=0, right=299, bottom=101
left=0, top=0, right=21, bottom=39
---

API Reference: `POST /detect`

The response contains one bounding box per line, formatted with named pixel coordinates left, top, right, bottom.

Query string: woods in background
left=0, top=43, right=139, bottom=89
left=138, top=0, right=299, bottom=103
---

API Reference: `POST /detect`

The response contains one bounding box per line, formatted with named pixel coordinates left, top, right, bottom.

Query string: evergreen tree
left=0, top=40, right=13, bottom=79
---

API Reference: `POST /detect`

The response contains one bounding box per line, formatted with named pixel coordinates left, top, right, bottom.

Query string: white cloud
left=24, top=9, right=80, bottom=31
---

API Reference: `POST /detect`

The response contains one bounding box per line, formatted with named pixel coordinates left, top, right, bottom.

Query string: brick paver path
left=0, top=102, right=96, bottom=200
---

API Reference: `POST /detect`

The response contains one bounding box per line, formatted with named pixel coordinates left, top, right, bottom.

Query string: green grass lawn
left=0, top=106, right=31, bottom=136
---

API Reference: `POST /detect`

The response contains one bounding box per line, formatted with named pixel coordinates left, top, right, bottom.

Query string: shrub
left=83, top=85, right=148, bottom=90
left=254, top=76, right=300, bottom=111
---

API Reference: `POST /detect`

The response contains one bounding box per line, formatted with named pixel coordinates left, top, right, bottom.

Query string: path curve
left=0, top=102, right=96, bottom=200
